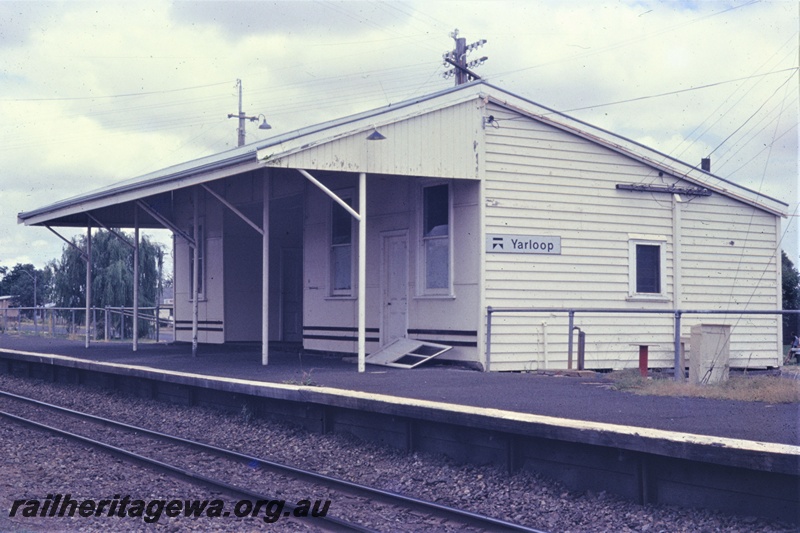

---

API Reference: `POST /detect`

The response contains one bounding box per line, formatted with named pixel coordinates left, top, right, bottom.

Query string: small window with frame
left=420, top=183, right=451, bottom=295
left=628, top=238, right=667, bottom=299
left=188, top=220, right=205, bottom=300
left=330, top=194, right=354, bottom=296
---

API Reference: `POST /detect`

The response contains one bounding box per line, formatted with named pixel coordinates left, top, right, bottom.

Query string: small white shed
left=18, top=81, right=787, bottom=371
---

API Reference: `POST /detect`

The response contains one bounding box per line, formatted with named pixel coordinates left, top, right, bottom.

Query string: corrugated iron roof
left=18, top=80, right=787, bottom=226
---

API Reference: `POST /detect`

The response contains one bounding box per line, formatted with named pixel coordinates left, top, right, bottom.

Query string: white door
left=382, top=232, right=408, bottom=345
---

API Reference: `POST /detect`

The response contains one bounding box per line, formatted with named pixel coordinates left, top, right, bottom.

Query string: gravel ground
left=0, top=373, right=796, bottom=533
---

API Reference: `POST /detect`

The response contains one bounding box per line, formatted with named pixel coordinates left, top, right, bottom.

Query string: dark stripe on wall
left=407, top=328, right=477, bottom=337
left=175, top=327, right=225, bottom=332
left=175, top=320, right=224, bottom=325
left=303, top=334, right=381, bottom=343
left=304, top=326, right=380, bottom=333
left=413, top=338, right=478, bottom=348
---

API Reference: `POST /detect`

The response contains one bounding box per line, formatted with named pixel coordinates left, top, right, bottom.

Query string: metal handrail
left=486, top=307, right=800, bottom=379
left=1, top=305, right=172, bottom=344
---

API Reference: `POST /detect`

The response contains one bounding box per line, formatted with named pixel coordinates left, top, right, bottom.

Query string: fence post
left=673, top=310, right=683, bottom=382
left=50, top=309, right=54, bottom=336
left=104, top=307, right=109, bottom=341
left=121, top=309, right=125, bottom=340
left=567, top=310, right=575, bottom=369
left=2, top=308, right=6, bottom=334
left=70, top=310, right=75, bottom=335
left=156, top=305, right=160, bottom=342
left=485, top=307, right=493, bottom=372
left=17, top=311, right=21, bottom=335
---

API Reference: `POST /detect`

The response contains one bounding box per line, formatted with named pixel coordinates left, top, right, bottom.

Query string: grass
left=608, top=369, right=799, bottom=403
left=281, top=369, right=318, bottom=387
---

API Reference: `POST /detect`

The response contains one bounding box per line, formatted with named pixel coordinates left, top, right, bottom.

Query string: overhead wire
left=556, top=68, right=798, bottom=115
left=721, top=75, right=797, bottom=337
left=706, top=71, right=797, bottom=161
left=714, top=94, right=799, bottom=173
left=489, top=0, right=761, bottom=81
left=722, top=121, right=798, bottom=178
left=0, top=81, right=232, bottom=102
left=667, top=33, right=798, bottom=160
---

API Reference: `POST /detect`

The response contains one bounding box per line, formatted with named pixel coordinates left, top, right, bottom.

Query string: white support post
left=296, top=167, right=365, bottom=371
left=85, top=222, right=92, bottom=349
left=358, top=172, right=367, bottom=373
left=192, top=188, right=200, bottom=357
left=672, top=194, right=683, bottom=306
left=133, top=208, right=140, bottom=352
left=262, top=173, right=270, bottom=365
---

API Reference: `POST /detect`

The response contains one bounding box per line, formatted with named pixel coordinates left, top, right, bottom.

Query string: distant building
left=0, top=295, right=19, bottom=320
left=18, top=82, right=787, bottom=370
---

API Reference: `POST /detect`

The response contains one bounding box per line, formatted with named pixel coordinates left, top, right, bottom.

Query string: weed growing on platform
left=282, top=369, right=317, bottom=387
left=609, top=369, right=799, bottom=403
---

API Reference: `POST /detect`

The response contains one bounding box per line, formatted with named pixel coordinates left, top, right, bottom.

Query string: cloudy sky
left=1, top=0, right=797, bottom=272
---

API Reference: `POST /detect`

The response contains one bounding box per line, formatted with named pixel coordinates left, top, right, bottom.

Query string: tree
left=782, top=251, right=800, bottom=344
left=0, top=263, right=51, bottom=315
left=50, top=229, right=164, bottom=338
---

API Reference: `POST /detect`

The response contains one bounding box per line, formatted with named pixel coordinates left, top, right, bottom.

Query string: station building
left=18, top=81, right=787, bottom=371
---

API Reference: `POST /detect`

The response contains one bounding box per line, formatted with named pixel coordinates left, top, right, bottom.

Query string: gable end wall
left=482, top=103, right=781, bottom=371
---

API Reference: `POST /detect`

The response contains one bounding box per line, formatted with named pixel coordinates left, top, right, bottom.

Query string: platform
left=0, top=335, right=796, bottom=446
left=1, top=335, right=798, bottom=523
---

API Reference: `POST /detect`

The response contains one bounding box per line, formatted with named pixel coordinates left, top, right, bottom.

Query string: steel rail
left=0, top=408, right=370, bottom=533
left=0, top=390, right=546, bottom=533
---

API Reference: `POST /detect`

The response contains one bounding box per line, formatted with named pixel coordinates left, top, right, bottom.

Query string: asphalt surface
left=1, top=335, right=797, bottom=446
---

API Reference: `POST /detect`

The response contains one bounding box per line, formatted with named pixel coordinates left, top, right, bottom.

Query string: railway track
left=0, top=390, right=545, bottom=532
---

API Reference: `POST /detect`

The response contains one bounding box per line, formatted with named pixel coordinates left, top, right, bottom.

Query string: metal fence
left=1, top=306, right=173, bottom=343
left=486, top=306, right=800, bottom=379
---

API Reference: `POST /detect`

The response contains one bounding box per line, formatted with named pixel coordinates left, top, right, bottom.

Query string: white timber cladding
left=174, top=187, right=225, bottom=344
left=301, top=172, right=481, bottom=362
left=262, top=102, right=483, bottom=180
left=482, top=102, right=781, bottom=371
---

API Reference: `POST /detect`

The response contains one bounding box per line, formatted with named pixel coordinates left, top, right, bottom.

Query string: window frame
left=628, top=237, right=667, bottom=300
left=417, top=181, right=453, bottom=297
left=188, top=218, right=205, bottom=301
left=329, top=190, right=355, bottom=297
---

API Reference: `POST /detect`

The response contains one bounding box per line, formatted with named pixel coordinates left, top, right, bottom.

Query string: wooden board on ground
left=365, top=338, right=452, bottom=368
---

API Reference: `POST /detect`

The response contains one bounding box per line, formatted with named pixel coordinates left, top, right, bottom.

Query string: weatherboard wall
left=481, top=102, right=781, bottom=371
left=173, top=187, right=226, bottom=344
left=262, top=101, right=483, bottom=180
left=678, top=193, right=781, bottom=363
left=300, top=172, right=481, bottom=363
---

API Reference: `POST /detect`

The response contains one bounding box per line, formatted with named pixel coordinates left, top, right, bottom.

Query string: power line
left=706, top=71, right=797, bottom=159
left=558, top=68, right=798, bottom=114
left=0, top=81, right=233, bottom=102
left=490, top=0, right=762, bottom=82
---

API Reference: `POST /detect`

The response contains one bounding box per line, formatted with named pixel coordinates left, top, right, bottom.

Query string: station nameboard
left=486, top=234, right=561, bottom=254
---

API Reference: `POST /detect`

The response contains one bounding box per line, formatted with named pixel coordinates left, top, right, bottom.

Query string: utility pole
left=442, top=29, right=488, bottom=86
left=227, top=79, right=271, bottom=147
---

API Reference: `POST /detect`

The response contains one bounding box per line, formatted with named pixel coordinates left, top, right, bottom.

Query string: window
left=330, top=196, right=353, bottom=295
left=636, top=245, right=660, bottom=293
left=629, top=238, right=666, bottom=299
left=421, top=183, right=450, bottom=294
left=188, top=221, right=205, bottom=299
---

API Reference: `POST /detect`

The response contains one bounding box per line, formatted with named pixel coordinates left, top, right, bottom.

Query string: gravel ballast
left=0, top=373, right=795, bottom=532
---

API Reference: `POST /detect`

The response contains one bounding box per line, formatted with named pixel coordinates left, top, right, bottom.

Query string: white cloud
left=0, top=0, right=796, bottom=268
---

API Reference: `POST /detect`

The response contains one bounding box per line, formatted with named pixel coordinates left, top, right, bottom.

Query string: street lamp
left=227, top=79, right=271, bottom=146
left=254, top=114, right=272, bottom=130
left=20, top=269, right=37, bottom=335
